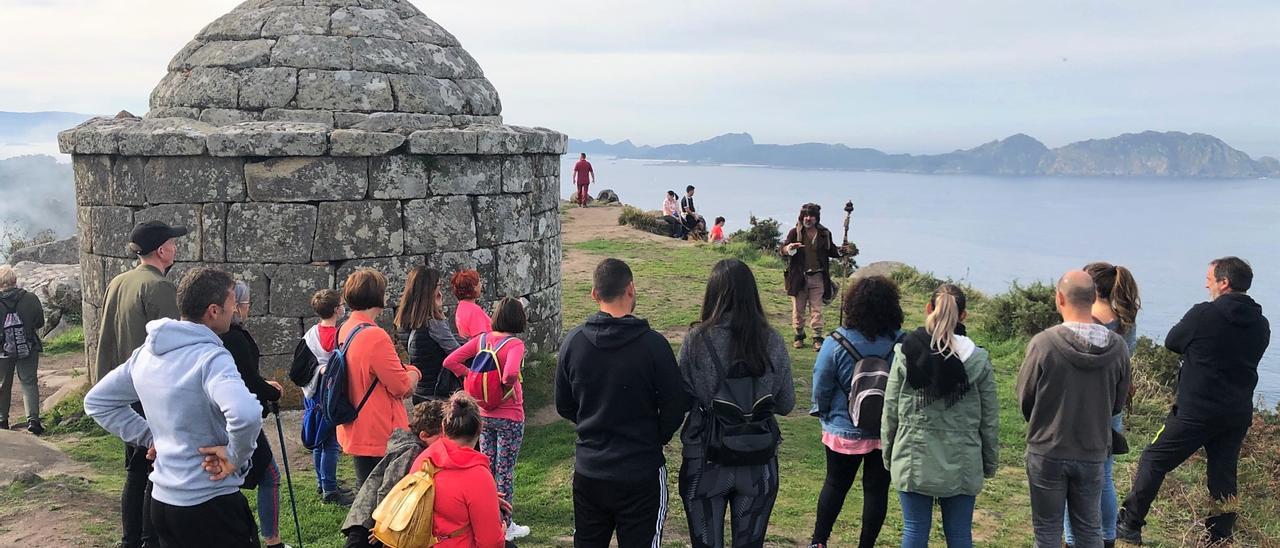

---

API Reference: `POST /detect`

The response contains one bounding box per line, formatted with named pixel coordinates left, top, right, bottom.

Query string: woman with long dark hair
left=678, top=258, right=795, bottom=548
left=396, top=266, right=462, bottom=403
left=882, top=284, right=999, bottom=548
left=808, top=275, right=904, bottom=548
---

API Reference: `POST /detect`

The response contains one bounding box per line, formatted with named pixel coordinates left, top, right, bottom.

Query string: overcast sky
left=3, top=0, right=1278, bottom=156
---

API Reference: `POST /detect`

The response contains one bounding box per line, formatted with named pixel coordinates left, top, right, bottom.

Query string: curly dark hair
left=841, top=275, right=903, bottom=338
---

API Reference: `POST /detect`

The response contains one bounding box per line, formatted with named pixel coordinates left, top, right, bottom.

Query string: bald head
left=1057, top=270, right=1096, bottom=312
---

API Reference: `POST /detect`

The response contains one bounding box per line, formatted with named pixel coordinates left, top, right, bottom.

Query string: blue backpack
left=300, top=397, right=333, bottom=451
left=317, top=324, right=380, bottom=425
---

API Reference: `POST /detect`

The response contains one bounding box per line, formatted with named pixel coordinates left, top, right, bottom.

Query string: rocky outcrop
left=7, top=237, right=79, bottom=266
left=10, top=261, right=81, bottom=339
left=595, top=189, right=620, bottom=203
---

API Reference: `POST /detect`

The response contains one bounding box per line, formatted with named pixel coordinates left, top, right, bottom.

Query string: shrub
left=889, top=266, right=947, bottom=295
left=618, top=205, right=669, bottom=236
left=977, top=281, right=1058, bottom=340
left=1131, top=335, right=1181, bottom=392
left=727, top=215, right=782, bottom=251
left=713, top=241, right=783, bottom=270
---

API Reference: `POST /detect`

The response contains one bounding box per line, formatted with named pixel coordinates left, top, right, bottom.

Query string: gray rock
left=83, top=206, right=135, bottom=258
left=199, top=108, right=261, bottom=126
left=388, top=75, right=466, bottom=114
left=312, top=201, right=404, bottom=261
left=144, top=156, right=247, bottom=203
left=376, top=0, right=424, bottom=20
left=532, top=155, right=559, bottom=178
left=530, top=176, right=560, bottom=214
left=335, top=255, right=425, bottom=307
left=7, top=237, right=79, bottom=266
left=351, top=37, right=432, bottom=74
left=475, top=125, right=522, bottom=155
left=206, top=122, right=329, bottom=156
left=408, top=128, right=478, bottom=155
left=243, top=316, right=302, bottom=355
left=543, top=235, right=562, bottom=283
left=134, top=204, right=203, bottom=261
left=420, top=46, right=481, bottom=79
left=268, top=264, right=333, bottom=316
left=595, top=189, right=620, bottom=203
left=404, top=196, right=476, bottom=253
left=61, top=117, right=140, bottom=155
left=502, top=157, right=533, bottom=193
left=261, top=108, right=335, bottom=127
left=150, top=67, right=240, bottom=109
left=166, top=40, right=207, bottom=71
left=331, top=7, right=407, bottom=40
left=523, top=282, right=561, bottom=323
left=532, top=208, right=559, bottom=240
left=475, top=195, right=531, bottom=246
left=225, top=203, right=318, bottom=263
left=330, top=129, right=406, bottom=156
left=239, top=68, right=298, bottom=109
left=430, top=247, right=497, bottom=302
left=496, top=240, right=541, bottom=296
left=245, top=157, right=368, bottom=202
left=524, top=315, right=563, bottom=354
left=270, top=35, right=352, bottom=70
left=117, top=118, right=217, bottom=156
left=72, top=155, right=112, bottom=206
left=458, top=79, right=501, bottom=115
left=197, top=8, right=272, bottom=40
left=79, top=254, right=106, bottom=307
left=146, top=107, right=202, bottom=120
left=353, top=112, right=451, bottom=134
left=202, top=203, right=227, bottom=262
left=451, top=115, right=503, bottom=127
left=334, top=112, right=370, bottom=128
left=848, top=261, right=909, bottom=282
left=296, top=69, right=394, bottom=112
left=402, top=15, right=459, bottom=46
left=261, top=6, right=331, bottom=37
left=369, top=155, right=429, bottom=198
left=431, top=156, right=500, bottom=195
left=186, top=39, right=275, bottom=69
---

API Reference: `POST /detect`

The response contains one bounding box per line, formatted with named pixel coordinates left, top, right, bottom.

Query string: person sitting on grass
left=709, top=217, right=727, bottom=244
left=341, top=400, right=447, bottom=548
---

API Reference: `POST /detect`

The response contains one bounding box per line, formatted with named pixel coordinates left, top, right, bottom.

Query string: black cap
left=128, top=221, right=189, bottom=256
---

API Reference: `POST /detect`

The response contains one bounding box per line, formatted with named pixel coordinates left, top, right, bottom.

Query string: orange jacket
left=410, top=438, right=505, bottom=548
left=336, top=312, right=419, bottom=457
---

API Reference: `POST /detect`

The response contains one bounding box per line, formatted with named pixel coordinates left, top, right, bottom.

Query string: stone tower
left=60, top=0, right=566, bottom=382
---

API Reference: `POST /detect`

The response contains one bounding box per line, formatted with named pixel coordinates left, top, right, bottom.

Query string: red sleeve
left=368, top=328, right=416, bottom=399
left=444, top=336, right=480, bottom=377
left=499, top=339, right=525, bottom=385
left=466, top=469, right=505, bottom=548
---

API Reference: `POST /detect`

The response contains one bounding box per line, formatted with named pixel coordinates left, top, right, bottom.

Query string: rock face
left=595, top=189, right=620, bottom=203
left=7, top=237, right=79, bottom=266
left=61, top=1, right=567, bottom=380
left=10, top=261, right=82, bottom=340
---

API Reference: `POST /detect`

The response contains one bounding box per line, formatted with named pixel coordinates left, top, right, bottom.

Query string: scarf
left=901, top=325, right=972, bottom=410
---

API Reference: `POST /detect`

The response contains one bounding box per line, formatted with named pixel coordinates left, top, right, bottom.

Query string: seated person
left=661, top=190, right=687, bottom=238
left=342, top=400, right=446, bottom=548
left=680, top=184, right=704, bottom=230
left=709, top=217, right=727, bottom=244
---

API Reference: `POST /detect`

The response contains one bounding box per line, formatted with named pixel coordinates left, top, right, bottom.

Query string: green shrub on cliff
left=727, top=215, right=782, bottom=251
left=978, top=281, right=1058, bottom=340
left=617, top=205, right=668, bottom=236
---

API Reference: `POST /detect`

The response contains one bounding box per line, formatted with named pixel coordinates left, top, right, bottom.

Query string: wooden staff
left=842, top=200, right=854, bottom=247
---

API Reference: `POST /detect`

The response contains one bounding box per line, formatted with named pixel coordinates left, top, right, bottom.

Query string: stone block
left=244, top=316, right=302, bottom=355
left=79, top=253, right=105, bottom=307
left=475, top=194, right=532, bottom=246
left=312, top=201, right=404, bottom=261
left=76, top=209, right=92, bottom=253
left=186, top=39, right=275, bottom=69
left=269, top=264, right=333, bottom=316
left=524, top=282, right=561, bottom=323
left=166, top=40, right=206, bottom=71
left=334, top=112, right=370, bottom=128
left=532, top=155, right=559, bottom=178
left=351, top=37, right=433, bottom=74
left=225, top=203, right=318, bottom=263
left=259, top=353, right=294, bottom=380
left=502, top=157, right=534, bottom=193
left=102, top=257, right=138, bottom=289
left=451, top=115, right=503, bottom=127
left=73, top=155, right=112, bottom=206
left=524, top=315, right=563, bottom=354
left=335, top=255, right=425, bottom=307
left=245, top=157, right=368, bottom=202
left=144, top=156, right=247, bottom=203
left=458, top=79, right=501, bottom=116
left=207, top=122, right=329, bottom=156
left=150, top=67, right=240, bottom=109
left=135, top=204, right=203, bottom=261
left=431, top=156, right=500, bottom=195
left=408, top=128, right=478, bottom=155
left=353, top=112, right=451, bottom=134
left=543, top=235, right=562, bottom=283
left=168, top=262, right=276, bottom=317
left=475, top=126, right=522, bottom=155
left=85, top=207, right=135, bottom=258
left=147, top=107, right=202, bottom=120
left=261, top=6, right=330, bottom=37
left=533, top=208, right=560, bottom=240
left=262, top=108, right=335, bottom=127
left=495, top=240, right=541, bottom=296
left=239, top=68, right=298, bottom=109
left=369, top=155, right=429, bottom=199
left=117, top=117, right=216, bottom=156
left=401, top=15, right=458, bottom=46
left=331, top=7, right=408, bottom=40
left=61, top=116, right=139, bottom=155
left=296, top=70, right=394, bottom=112
left=431, top=247, right=496, bottom=302
left=531, top=176, right=560, bottom=213
left=404, top=196, right=476, bottom=253
left=82, top=300, right=100, bottom=365
left=199, top=108, right=261, bottom=126
left=270, top=35, right=352, bottom=70
left=201, top=203, right=227, bottom=262
left=388, top=74, right=465, bottom=114
left=198, top=8, right=272, bottom=40
left=330, top=129, right=406, bottom=156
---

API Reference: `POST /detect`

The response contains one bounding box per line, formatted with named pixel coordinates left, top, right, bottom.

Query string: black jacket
left=0, top=288, right=45, bottom=354
left=555, top=312, right=690, bottom=481
left=1165, top=293, right=1270, bottom=420
left=221, top=323, right=282, bottom=414
left=399, top=320, right=461, bottom=401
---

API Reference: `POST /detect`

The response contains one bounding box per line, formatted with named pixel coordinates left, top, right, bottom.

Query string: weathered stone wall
left=66, top=119, right=565, bottom=379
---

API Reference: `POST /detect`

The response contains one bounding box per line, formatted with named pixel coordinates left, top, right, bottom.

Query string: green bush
left=1131, top=335, right=1181, bottom=392
left=713, top=241, right=784, bottom=270
left=889, top=265, right=947, bottom=295
left=727, top=215, right=782, bottom=251
left=978, top=281, right=1058, bottom=341
left=618, top=205, right=669, bottom=236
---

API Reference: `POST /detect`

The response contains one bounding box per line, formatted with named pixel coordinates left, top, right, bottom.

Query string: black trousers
left=353, top=455, right=382, bottom=494
left=680, top=458, right=779, bottom=548
left=122, top=443, right=156, bottom=548
left=1120, top=411, right=1250, bottom=530
left=573, top=468, right=668, bottom=548
left=151, top=492, right=260, bottom=548
left=811, top=447, right=891, bottom=547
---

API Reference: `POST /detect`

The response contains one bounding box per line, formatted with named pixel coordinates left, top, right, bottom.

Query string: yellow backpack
left=371, top=461, right=469, bottom=547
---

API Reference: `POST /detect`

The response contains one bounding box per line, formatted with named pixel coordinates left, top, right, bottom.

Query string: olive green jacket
left=881, top=341, right=1000, bottom=498
left=93, top=264, right=179, bottom=384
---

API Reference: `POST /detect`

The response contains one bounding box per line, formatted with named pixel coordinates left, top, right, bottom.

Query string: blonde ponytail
left=926, top=284, right=967, bottom=359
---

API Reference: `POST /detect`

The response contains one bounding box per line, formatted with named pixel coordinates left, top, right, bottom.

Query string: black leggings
left=352, top=456, right=382, bottom=494
left=810, top=447, right=890, bottom=547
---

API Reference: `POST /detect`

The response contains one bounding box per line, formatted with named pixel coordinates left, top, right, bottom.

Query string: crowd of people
left=13, top=198, right=1260, bottom=548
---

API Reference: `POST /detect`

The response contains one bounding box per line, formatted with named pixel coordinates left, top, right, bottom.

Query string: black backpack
left=0, top=293, right=31, bottom=360
left=829, top=331, right=893, bottom=433
left=700, top=335, right=781, bottom=466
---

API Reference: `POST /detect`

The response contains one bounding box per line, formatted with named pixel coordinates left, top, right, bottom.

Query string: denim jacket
left=809, top=327, right=902, bottom=440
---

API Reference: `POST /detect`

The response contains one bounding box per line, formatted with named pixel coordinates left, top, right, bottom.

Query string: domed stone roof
left=147, top=0, right=502, bottom=128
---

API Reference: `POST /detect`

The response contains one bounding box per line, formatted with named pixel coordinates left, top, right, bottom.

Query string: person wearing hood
left=882, top=283, right=999, bottom=548
left=556, top=258, right=690, bottom=547
left=780, top=203, right=851, bottom=352
left=1117, top=257, right=1271, bottom=545
left=220, top=282, right=289, bottom=548
left=0, top=264, right=45, bottom=434
left=1016, top=271, right=1131, bottom=548
left=85, top=267, right=263, bottom=548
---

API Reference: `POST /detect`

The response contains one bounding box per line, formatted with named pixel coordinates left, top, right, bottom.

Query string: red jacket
left=410, top=438, right=505, bottom=548
left=336, top=312, right=418, bottom=456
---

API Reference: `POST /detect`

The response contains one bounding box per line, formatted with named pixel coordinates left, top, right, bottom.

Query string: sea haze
left=561, top=156, right=1280, bottom=405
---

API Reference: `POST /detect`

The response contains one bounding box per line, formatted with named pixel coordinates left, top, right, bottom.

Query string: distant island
left=572, top=132, right=1280, bottom=179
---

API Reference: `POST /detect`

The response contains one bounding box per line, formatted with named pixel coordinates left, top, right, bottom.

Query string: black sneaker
left=322, top=489, right=355, bottom=506
left=27, top=418, right=44, bottom=436
left=1115, top=519, right=1143, bottom=545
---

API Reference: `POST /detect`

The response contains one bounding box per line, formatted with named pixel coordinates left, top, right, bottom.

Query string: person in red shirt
left=410, top=393, right=507, bottom=548
left=573, top=153, right=595, bottom=207
left=710, top=216, right=727, bottom=244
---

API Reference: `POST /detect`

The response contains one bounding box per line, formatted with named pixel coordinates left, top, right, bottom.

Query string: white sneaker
left=505, top=522, right=531, bottom=541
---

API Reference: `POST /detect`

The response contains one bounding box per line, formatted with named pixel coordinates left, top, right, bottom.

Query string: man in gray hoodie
left=86, top=267, right=263, bottom=548
left=1016, top=270, right=1131, bottom=548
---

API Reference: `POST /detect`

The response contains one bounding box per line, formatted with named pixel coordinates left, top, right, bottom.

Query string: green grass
left=42, top=324, right=84, bottom=355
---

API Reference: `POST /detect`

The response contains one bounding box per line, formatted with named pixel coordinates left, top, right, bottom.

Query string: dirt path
left=4, top=351, right=85, bottom=429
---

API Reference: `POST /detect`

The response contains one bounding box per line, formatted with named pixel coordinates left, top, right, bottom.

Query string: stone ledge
left=207, top=121, right=330, bottom=156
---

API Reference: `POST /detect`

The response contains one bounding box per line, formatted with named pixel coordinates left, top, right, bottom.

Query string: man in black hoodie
left=556, top=258, right=690, bottom=548
left=1117, top=257, right=1270, bottom=545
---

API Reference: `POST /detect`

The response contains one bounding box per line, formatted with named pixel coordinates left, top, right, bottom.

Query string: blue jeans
left=257, top=456, right=281, bottom=540
left=899, top=491, right=976, bottom=547
left=1064, top=413, right=1122, bottom=544
left=312, top=434, right=341, bottom=493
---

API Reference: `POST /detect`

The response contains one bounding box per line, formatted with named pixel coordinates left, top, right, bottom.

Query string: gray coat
left=678, top=321, right=795, bottom=459
left=341, top=429, right=426, bottom=533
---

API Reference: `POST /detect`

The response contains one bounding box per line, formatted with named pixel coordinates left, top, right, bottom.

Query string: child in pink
left=449, top=269, right=491, bottom=340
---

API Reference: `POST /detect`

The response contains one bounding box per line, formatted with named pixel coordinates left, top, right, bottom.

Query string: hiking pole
left=839, top=200, right=856, bottom=328
left=271, top=402, right=305, bottom=548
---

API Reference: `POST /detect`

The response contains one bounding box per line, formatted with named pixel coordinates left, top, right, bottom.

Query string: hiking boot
left=26, top=418, right=44, bottom=436
left=793, top=330, right=806, bottom=349
left=1204, top=512, right=1237, bottom=544
left=322, top=489, right=355, bottom=506
left=812, top=337, right=824, bottom=352
left=1115, top=518, right=1143, bottom=545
